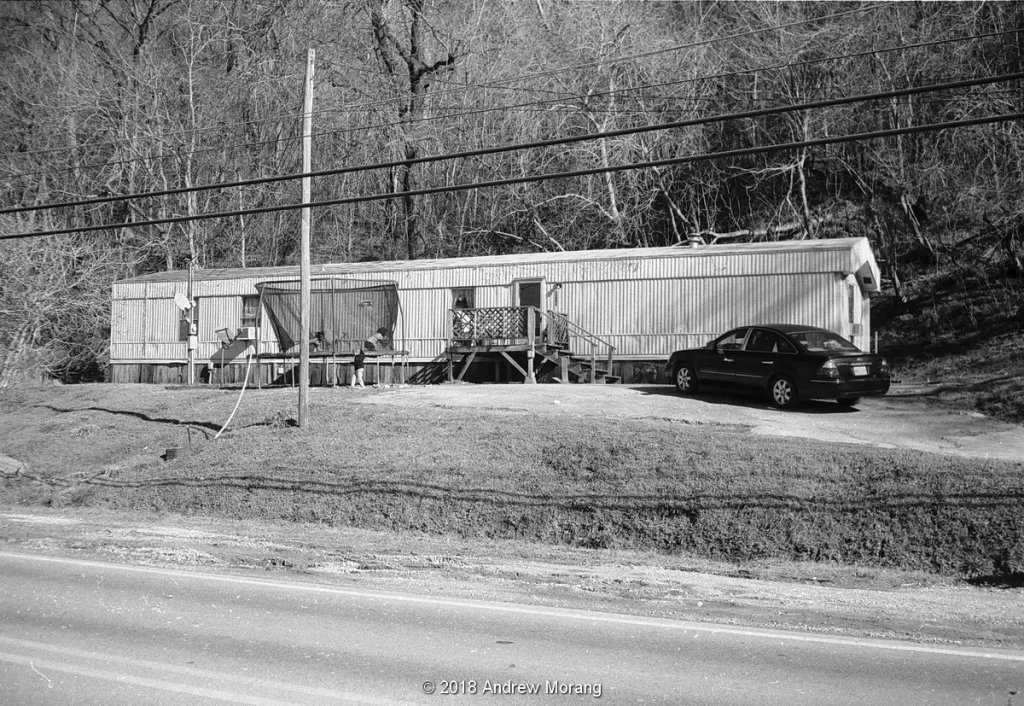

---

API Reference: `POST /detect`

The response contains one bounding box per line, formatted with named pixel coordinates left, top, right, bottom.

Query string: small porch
left=446, top=306, right=618, bottom=384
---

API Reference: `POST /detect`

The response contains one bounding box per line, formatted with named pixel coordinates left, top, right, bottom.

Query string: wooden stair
left=536, top=348, right=620, bottom=384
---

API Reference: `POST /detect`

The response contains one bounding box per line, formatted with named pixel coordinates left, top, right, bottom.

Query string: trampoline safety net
left=256, top=278, right=401, bottom=356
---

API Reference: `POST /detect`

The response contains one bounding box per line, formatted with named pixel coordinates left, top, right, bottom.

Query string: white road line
left=0, top=637, right=420, bottom=706
left=0, top=636, right=398, bottom=705
left=3, top=550, right=1023, bottom=663
left=0, top=650, right=302, bottom=706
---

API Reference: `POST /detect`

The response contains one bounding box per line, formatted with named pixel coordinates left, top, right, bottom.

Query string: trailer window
left=452, top=288, right=475, bottom=309
left=241, top=295, right=260, bottom=327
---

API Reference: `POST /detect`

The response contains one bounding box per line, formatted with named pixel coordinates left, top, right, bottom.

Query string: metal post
left=256, top=290, right=263, bottom=390
left=526, top=307, right=536, bottom=384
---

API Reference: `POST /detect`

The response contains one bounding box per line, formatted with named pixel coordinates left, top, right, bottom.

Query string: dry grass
left=2, top=384, right=1022, bottom=579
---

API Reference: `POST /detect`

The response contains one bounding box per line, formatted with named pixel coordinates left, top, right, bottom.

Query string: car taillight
left=817, top=360, right=840, bottom=378
left=879, top=358, right=890, bottom=374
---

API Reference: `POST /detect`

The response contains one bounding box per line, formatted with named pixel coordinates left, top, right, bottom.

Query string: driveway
left=355, top=383, right=1024, bottom=462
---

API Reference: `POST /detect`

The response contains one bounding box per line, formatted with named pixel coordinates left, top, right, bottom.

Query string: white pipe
left=214, top=352, right=253, bottom=440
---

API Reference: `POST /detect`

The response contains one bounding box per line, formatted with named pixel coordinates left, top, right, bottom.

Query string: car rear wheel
left=674, top=364, right=699, bottom=394
left=837, top=397, right=861, bottom=408
left=769, top=375, right=799, bottom=408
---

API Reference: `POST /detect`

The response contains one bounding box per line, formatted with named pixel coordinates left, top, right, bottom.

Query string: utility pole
left=299, top=47, right=314, bottom=427
left=187, top=257, right=195, bottom=385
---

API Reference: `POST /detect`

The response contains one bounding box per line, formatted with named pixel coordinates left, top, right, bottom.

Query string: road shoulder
left=2, top=507, right=1021, bottom=650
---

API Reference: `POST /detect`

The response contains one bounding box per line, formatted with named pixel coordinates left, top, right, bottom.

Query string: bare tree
left=369, top=0, right=460, bottom=259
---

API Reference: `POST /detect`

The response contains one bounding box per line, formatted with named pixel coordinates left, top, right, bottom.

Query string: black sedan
left=667, top=325, right=891, bottom=408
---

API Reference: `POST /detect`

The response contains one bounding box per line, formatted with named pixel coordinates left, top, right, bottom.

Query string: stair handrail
left=543, top=310, right=615, bottom=349
left=541, top=310, right=616, bottom=379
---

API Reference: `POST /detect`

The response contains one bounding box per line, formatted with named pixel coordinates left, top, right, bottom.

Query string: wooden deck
left=445, top=306, right=617, bottom=384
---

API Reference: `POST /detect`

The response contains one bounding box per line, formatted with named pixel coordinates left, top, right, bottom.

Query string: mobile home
left=109, top=237, right=881, bottom=385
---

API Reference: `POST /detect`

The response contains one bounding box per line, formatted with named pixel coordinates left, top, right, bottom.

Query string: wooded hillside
left=1, top=0, right=1022, bottom=383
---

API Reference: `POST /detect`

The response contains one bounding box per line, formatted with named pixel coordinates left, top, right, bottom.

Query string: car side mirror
left=705, top=341, right=715, bottom=350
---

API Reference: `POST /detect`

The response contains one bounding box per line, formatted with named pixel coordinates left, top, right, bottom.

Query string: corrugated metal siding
left=853, top=238, right=882, bottom=290
left=144, top=342, right=186, bottom=360
left=396, top=288, right=447, bottom=348
left=112, top=281, right=147, bottom=299
left=841, top=273, right=869, bottom=350
left=110, top=343, right=147, bottom=360
left=144, top=299, right=178, bottom=343
left=111, top=275, right=844, bottom=362
left=145, top=282, right=181, bottom=299
left=110, top=240, right=877, bottom=364
left=199, top=296, right=239, bottom=343
left=118, top=246, right=856, bottom=302
left=863, top=296, right=873, bottom=351
left=558, top=273, right=841, bottom=358
left=110, top=300, right=134, bottom=343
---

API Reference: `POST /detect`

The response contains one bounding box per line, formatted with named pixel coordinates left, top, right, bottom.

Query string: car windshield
left=789, top=330, right=861, bottom=353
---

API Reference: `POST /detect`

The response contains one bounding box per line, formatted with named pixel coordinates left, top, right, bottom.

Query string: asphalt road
left=1, top=552, right=1020, bottom=705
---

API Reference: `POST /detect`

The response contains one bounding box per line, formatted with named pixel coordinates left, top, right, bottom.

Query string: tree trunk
left=370, top=0, right=458, bottom=260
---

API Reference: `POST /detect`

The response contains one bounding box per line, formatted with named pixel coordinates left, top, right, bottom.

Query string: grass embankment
left=2, top=385, right=1022, bottom=578
left=877, top=269, right=1024, bottom=424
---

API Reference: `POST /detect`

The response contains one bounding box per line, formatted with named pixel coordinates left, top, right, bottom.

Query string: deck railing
left=448, top=306, right=616, bottom=380
left=450, top=306, right=529, bottom=346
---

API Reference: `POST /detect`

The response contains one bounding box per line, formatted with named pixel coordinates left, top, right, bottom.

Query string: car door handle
left=723, top=357, right=734, bottom=362
left=761, top=361, right=774, bottom=365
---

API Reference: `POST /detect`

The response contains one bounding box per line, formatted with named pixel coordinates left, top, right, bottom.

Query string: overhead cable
left=3, top=110, right=1021, bottom=241
left=4, top=70, right=1021, bottom=217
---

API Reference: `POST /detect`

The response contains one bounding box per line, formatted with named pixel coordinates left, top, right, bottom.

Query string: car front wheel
left=674, top=363, right=699, bottom=394
left=769, top=375, right=799, bottom=408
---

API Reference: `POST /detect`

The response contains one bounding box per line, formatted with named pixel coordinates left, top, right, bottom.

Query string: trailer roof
left=116, top=237, right=873, bottom=285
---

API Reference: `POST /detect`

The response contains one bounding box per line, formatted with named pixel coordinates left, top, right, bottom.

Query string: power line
left=2, top=3, right=886, bottom=164
left=3, top=110, right=1021, bottom=242
left=4, top=70, right=1020, bottom=217
left=7, top=23, right=1017, bottom=185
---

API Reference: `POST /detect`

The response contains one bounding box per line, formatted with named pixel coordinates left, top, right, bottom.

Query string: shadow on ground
left=630, top=385, right=857, bottom=414
left=41, top=405, right=222, bottom=433
left=966, top=573, right=1024, bottom=589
